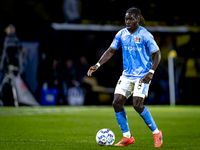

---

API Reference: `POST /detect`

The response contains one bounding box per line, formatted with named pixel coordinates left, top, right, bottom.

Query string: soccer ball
left=96, top=128, right=115, bottom=146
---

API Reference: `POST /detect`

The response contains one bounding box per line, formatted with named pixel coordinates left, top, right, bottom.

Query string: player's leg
left=133, top=78, right=163, bottom=147
left=112, top=94, right=130, bottom=136
left=113, top=76, right=135, bottom=146
left=112, top=94, right=126, bottom=113
left=133, top=96, right=158, bottom=131
left=113, top=94, right=135, bottom=146
left=132, top=97, right=162, bottom=147
left=133, top=78, right=159, bottom=131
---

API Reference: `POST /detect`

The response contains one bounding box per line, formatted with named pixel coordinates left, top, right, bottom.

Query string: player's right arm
left=87, top=47, right=115, bottom=76
left=87, top=29, right=122, bottom=76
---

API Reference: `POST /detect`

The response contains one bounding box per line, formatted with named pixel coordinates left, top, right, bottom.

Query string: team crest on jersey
left=135, top=37, right=141, bottom=43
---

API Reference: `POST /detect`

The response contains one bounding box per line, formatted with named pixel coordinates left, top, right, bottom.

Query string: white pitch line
left=0, top=107, right=112, bottom=116
left=0, top=139, right=46, bottom=142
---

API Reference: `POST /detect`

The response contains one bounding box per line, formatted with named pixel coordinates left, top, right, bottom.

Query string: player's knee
left=133, top=97, right=144, bottom=114
left=133, top=103, right=144, bottom=114
left=112, top=97, right=124, bottom=113
left=112, top=100, right=122, bottom=112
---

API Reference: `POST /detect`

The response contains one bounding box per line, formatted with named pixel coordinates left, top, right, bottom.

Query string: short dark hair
left=126, top=7, right=145, bottom=26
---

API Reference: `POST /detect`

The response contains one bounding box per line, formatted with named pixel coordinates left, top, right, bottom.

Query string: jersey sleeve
left=145, top=32, right=159, bottom=53
left=110, top=30, right=122, bottom=50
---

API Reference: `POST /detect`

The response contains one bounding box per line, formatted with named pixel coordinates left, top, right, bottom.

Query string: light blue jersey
left=110, top=26, right=159, bottom=80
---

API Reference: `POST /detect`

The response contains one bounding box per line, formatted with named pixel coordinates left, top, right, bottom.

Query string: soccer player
left=87, top=7, right=163, bottom=147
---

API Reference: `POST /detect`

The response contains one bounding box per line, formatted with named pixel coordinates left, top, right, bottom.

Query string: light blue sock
left=115, top=109, right=129, bottom=133
left=139, top=106, right=157, bottom=132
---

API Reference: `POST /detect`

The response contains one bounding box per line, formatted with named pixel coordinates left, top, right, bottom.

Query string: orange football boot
left=153, top=130, right=163, bottom=147
left=114, top=136, right=135, bottom=146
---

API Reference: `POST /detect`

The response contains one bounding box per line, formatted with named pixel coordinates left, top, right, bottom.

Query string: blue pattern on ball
left=96, top=129, right=115, bottom=146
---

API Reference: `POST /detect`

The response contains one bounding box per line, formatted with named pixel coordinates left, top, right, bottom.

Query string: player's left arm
left=142, top=50, right=161, bottom=84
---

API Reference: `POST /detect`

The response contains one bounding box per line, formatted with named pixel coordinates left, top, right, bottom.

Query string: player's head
left=6, top=24, right=16, bottom=35
left=125, top=7, right=145, bottom=31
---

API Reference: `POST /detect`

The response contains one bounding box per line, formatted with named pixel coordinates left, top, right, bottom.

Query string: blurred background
left=0, top=0, right=199, bottom=106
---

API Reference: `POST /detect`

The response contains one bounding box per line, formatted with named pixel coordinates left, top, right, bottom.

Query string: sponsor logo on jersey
left=124, top=46, right=142, bottom=52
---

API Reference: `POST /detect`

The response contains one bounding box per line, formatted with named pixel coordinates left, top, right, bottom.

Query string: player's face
left=125, top=13, right=139, bottom=32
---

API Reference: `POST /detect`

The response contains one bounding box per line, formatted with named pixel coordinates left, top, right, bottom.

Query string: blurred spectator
left=41, top=58, right=62, bottom=105
left=76, top=55, right=93, bottom=104
left=45, top=58, right=61, bottom=88
left=0, top=24, right=22, bottom=74
left=0, top=24, right=24, bottom=106
left=60, top=58, right=78, bottom=104
left=63, top=0, right=81, bottom=23
left=61, top=58, right=77, bottom=87
left=76, top=55, right=88, bottom=82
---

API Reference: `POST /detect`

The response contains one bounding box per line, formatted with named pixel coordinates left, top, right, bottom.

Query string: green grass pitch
left=0, top=106, right=200, bottom=150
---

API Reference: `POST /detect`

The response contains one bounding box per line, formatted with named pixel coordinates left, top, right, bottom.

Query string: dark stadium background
left=0, top=0, right=199, bottom=106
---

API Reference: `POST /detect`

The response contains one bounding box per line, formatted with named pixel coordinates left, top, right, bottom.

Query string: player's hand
left=142, top=72, right=153, bottom=84
left=87, top=65, right=99, bottom=76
